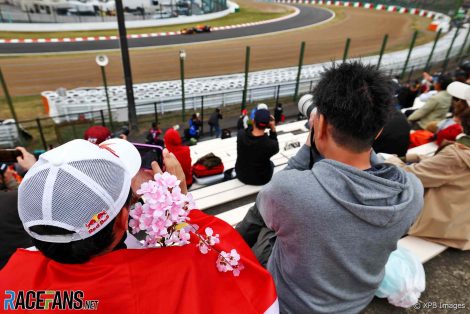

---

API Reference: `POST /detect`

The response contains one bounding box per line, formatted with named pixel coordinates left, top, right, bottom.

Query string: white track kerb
left=41, top=1, right=466, bottom=123
left=0, top=5, right=300, bottom=43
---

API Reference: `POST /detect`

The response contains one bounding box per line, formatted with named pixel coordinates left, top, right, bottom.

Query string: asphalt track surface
left=0, top=5, right=332, bottom=54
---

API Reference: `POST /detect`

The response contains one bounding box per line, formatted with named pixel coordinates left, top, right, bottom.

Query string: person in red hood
left=164, top=127, right=193, bottom=187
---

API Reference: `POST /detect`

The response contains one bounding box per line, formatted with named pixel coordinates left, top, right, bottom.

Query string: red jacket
left=164, top=128, right=193, bottom=186
left=0, top=211, right=278, bottom=313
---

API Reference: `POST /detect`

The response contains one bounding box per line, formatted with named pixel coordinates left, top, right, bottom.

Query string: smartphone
left=0, top=149, right=22, bottom=163
left=132, top=143, right=164, bottom=170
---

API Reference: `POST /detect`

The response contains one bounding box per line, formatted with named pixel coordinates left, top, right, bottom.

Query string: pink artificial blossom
left=130, top=171, right=243, bottom=276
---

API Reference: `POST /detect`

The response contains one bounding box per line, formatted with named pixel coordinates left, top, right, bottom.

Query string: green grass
left=0, top=8, right=292, bottom=39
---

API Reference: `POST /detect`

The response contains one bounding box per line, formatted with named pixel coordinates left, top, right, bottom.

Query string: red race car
left=180, top=25, right=211, bottom=35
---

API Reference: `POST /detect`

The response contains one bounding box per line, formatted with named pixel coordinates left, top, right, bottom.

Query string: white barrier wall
left=0, top=1, right=239, bottom=32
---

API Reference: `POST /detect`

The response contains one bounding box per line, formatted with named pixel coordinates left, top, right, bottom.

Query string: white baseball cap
left=257, top=103, right=268, bottom=110
left=18, top=138, right=141, bottom=243
left=447, top=81, right=470, bottom=105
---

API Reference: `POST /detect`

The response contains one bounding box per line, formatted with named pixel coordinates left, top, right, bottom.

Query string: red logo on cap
left=85, top=210, right=110, bottom=234
left=99, top=143, right=120, bottom=158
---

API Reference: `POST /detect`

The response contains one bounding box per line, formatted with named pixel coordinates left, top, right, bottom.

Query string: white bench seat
left=397, top=235, right=448, bottom=264
left=215, top=202, right=254, bottom=226
left=407, top=141, right=438, bottom=157
left=194, top=165, right=286, bottom=210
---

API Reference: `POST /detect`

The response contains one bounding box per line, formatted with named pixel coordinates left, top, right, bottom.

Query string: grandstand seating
left=0, top=121, right=19, bottom=148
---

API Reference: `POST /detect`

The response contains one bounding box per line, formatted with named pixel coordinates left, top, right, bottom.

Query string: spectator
left=164, top=128, right=193, bottom=188
left=0, top=147, right=36, bottom=268
left=0, top=139, right=279, bottom=313
left=146, top=122, right=162, bottom=145
left=409, top=82, right=470, bottom=148
left=373, top=108, right=410, bottom=157
left=208, top=108, right=223, bottom=138
left=188, top=113, right=202, bottom=139
left=237, top=109, right=249, bottom=130
left=434, top=82, right=470, bottom=145
left=274, top=103, right=284, bottom=124
left=235, top=109, right=279, bottom=185
left=84, top=125, right=112, bottom=145
left=0, top=164, right=20, bottom=191
left=385, top=107, right=470, bottom=250
left=239, top=62, right=423, bottom=313
left=0, top=191, right=32, bottom=269
left=397, top=80, right=420, bottom=109
left=250, top=103, right=269, bottom=121
left=408, top=74, right=453, bottom=129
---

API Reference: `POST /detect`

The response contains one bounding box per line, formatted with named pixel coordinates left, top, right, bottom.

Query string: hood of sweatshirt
left=164, top=128, right=182, bottom=149
left=453, top=140, right=470, bottom=168
left=312, top=157, right=422, bottom=228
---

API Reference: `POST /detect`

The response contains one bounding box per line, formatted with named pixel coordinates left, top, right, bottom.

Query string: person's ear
left=114, top=207, right=130, bottom=232
left=317, top=114, right=328, bottom=140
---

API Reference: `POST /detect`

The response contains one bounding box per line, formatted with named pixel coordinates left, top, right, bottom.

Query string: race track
left=0, top=5, right=332, bottom=54
left=0, top=4, right=433, bottom=96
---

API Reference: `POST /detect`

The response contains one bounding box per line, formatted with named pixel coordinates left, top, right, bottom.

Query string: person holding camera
left=238, top=62, right=424, bottom=313
left=235, top=109, right=279, bottom=185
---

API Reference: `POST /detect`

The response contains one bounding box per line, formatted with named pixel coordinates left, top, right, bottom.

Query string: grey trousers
left=235, top=203, right=276, bottom=267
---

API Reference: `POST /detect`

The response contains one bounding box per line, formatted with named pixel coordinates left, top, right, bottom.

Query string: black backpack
left=221, top=129, right=231, bottom=139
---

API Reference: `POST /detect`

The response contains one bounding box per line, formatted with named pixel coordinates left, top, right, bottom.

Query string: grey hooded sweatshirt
left=258, top=145, right=423, bottom=314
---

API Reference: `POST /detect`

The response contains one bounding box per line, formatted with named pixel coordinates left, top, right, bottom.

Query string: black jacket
left=0, top=191, right=32, bottom=269
left=235, top=129, right=279, bottom=185
left=373, top=109, right=410, bottom=157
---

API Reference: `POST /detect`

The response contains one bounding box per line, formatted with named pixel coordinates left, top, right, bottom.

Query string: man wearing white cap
left=0, top=139, right=279, bottom=313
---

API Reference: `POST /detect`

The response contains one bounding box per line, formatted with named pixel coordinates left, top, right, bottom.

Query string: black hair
left=461, top=107, right=470, bottom=135
left=437, top=74, right=453, bottom=90
left=29, top=190, right=132, bottom=264
left=152, top=122, right=157, bottom=128
left=312, top=62, right=393, bottom=152
left=30, top=217, right=117, bottom=264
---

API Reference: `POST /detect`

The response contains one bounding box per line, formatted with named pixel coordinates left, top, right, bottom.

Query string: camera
left=298, top=94, right=316, bottom=118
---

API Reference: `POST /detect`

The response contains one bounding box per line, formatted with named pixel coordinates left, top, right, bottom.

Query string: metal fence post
left=401, top=30, right=418, bottom=79
left=294, top=41, right=306, bottom=102
left=457, top=25, right=470, bottom=63
left=153, top=102, right=158, bottom=125
left=424, top=29, right=442, bottom=73
left=407, top=66, right=415, bottom=83
left=275, top=85, right=280, bottom=104
left=377, top=34, right=388, bottom=69
left=241, top=46, right=250, bottom=110
left=36, top=118, right=47, bottom=151
left=343, top=38, right=351, bottom=63
left=100, top=110, right=106, bottom=126
left=201, top=95, right=204, bottom=136
left=442, top=26, right=461, bottom=73
left=71, top=118, right=78, bottom=139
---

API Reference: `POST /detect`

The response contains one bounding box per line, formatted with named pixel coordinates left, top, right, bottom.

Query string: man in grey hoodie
left=256, top=62, right=424, bottom=313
